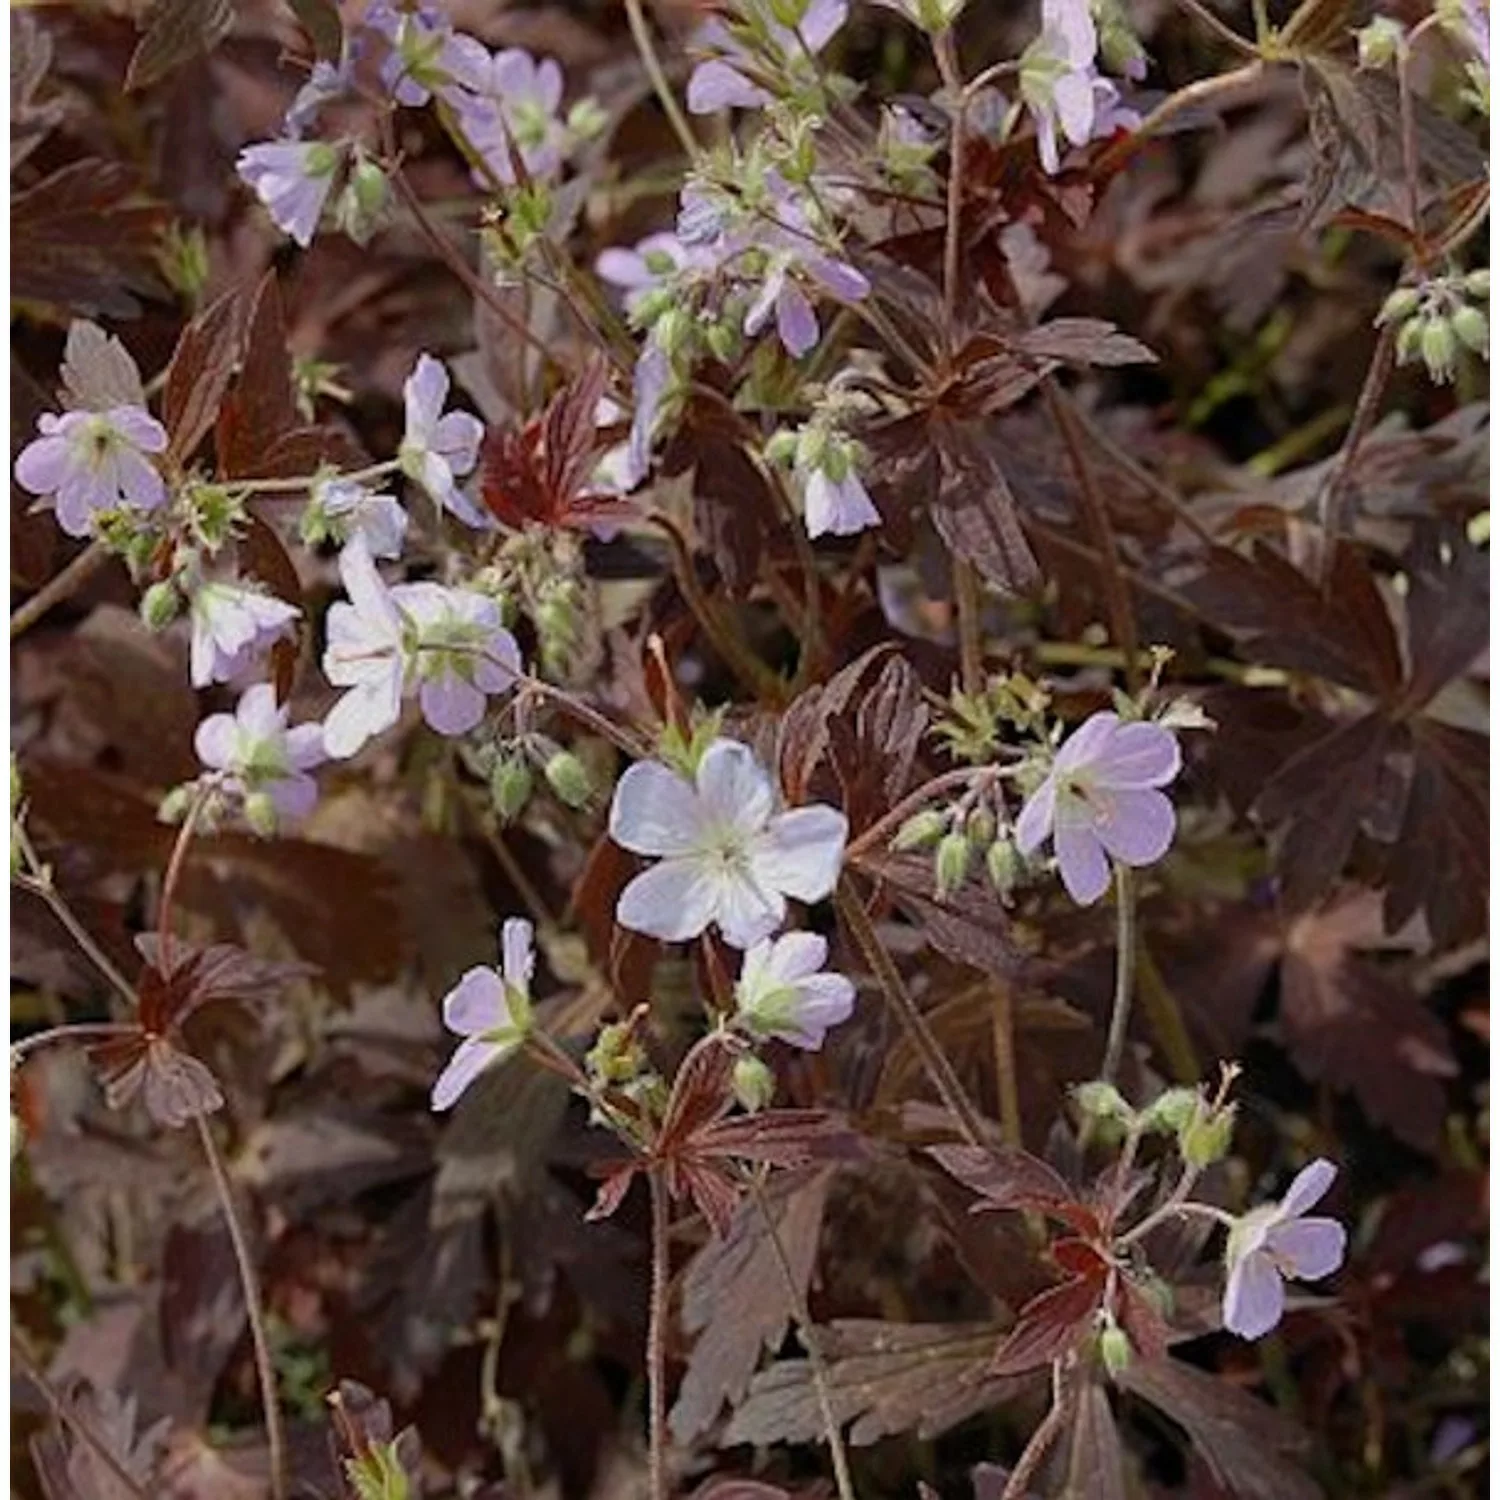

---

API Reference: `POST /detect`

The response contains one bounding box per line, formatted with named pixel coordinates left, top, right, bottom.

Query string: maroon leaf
left=1015, top=318, right=1158, bottom=368
left=930, top=416, right=1040, bottom=596
left=988, top=1272, right=1106, bottom=1376
left=125, top=0, right=234, bottom=91
left=929, top=1143, right=1103, bottom=1238
left=164, top=283, right=249, bottom=465
left=91, top=1034, right=225, bottom=1129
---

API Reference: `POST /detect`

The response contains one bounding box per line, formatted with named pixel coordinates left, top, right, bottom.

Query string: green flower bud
left=1098, top=1319, right=1132, bottom=1377
left=139, top=580, right=182, bottom=631
left=1420, top=315, right=1459, bottom=383
left=243, top=791, right=278, bottom=838
left=632, top=286, right=675, bottom=329
left=765, top=430, right=800, bottom=467
left=966, top=805, right=997, bottom=850
left=985, top=838, right=1023, bottom=901
left=1180, top=1103, right=1236, bottom=1169
left=490, top=756, right=533, bottom=823
left=346, top=1442, right=413, bottom=1500
left=1141, top=1086, right=1200, bottom=1134
left=769, top=0, right=810, bottom=27
left=732, top=1054, right=776, bottom=1113
left=933, top=831, right=970, bottom=899
left=544, top=750, right=592, bottom=809
left=893, top=808, right=948, bottom=852
left=704, top=319, right=742, bottom=364
left=587, top=1018, right=648, bottom=1087
left=566, top=97, right=607, bottom=140
left=157, top=785, right=193, bottom=825
left=1451, top=303, right=1489, bottom=356
left=1396, top=314, right=1426, bottom=365
left=1356, top=15, right=1405, bottom=68
left=1463, top=268, right=1489, bottom=298
left=655, top=306, right=695, bottom=358
left=1073, top=1080, right=1133, bottom=1125
left=1376, top=285, right=1421, bottom=326
left=336, top=158, right=390, bottom=247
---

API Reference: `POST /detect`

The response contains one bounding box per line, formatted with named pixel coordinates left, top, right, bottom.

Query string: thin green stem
left=953, top=559, right=985, bottom=694
left=1101, top=867, right=1137, bottom=1086
left=625, top=0, right=700, bottom=161
left=989, top=982, right=1024, bottom=1150
left=1174, top=0, right=1260, bottom=56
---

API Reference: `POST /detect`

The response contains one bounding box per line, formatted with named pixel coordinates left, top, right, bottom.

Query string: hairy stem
left=156, top=785, right=213, bottom=972
left=624, top=0, right=700, bottom=161
left=934, top=32, right=967, bottom=346
left=1101, top=867, right=1138, bottom=1086
left=647, top=1169, right=672, bottom=1500
left=835, top=883, right=988, bottom=1146
left=1093, top=62, right=1265, bottom=178
left=194, top=1116, right=287, bottom=1500
left=953, top=559, right=985, bottom=695
left=989, top=982, right=1024, bottom=1150
left=10, top=541, right=110, bottom=640
left=748, top=1177, right=857, bottom=1500
left=1001, top=1369, right=1070, bottom=1500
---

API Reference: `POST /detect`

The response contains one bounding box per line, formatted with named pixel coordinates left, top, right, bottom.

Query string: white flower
left=188, top=581, right=299, bottom=689
left=608, top=739, right=848, bottom=949
left=14, top=407, right=168, bottom=538
left=431, top=917, right=536, bottom=1110
left=398, top=354, right=488, bottom=526
left=236, top=140, right=342, bottom=248
left=321, top=535, right=522, bottom=759
left=305, top=475, right=408, bottom=560
left=734, top=931, right=855, bottom=1049
left=193, top=683, right=325, bottom=829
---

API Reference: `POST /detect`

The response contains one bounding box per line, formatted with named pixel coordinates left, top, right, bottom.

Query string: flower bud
left=892, top=808, right=948, bottom=852
left=1073, top=1080, right=1132, bottom=1125
left=1463, top=268, right=1489, bottom=298
left=1420, top=316, right=1459, bottom=383
left=985, top=838, right=1023, bottom=901
left=243, top=791, right=278, bottom=838
left=1181, top=1103, right=1237, bottom=1169
left=345, top=1441, right=413, bottom=1500
left=732, top=1054, right=776, bottom=1113
left=544, top=750, right=592, bottom=809
left=1141, top=1086, right=1200, bottom=1134
left=336, top=158, right=390, bottom=247
left=490, top=756, right=533, bottom=823
left=157, top=785, right=193, bottom=825
left=765, top=430, right=799, bottom=467
left=1098, top=1319, right=1132, bottom=1377
left=1396, top=314, right=1426, bottom=365
left=1376, top=285, right=1421, bottom=326
left=139, top=580, right=182, bottom=631
left=933, top=830, right=971, bottom=899
left=769, top=0, right=811, bottom=25
left=1451, top=303, right=1488, bottom=356
left=704, top=319, right=742, bottom=364
left=566, top=97, right=607, bottom=140
left=965, top=805, right=997, bottom=850
left=1356, top=15, right=1405, bottom=68
left=654, top=306, right=695, bottom=358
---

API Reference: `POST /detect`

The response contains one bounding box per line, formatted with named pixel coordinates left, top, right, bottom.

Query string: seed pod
left=892, top=808, right=947, bottom=852
left=139, top=581, right=182, bottom=631
left=490, top=756, right=533, bottom=823
left=1142, top=1086, right=1200, bottom=1134
left=933, top=831, right=970, bottom=899
left=544, top=750, right=592, bottom=809
left=1451, top=303, right=1489, bottom=356
left=732, top=1054, right=776, bottom=1113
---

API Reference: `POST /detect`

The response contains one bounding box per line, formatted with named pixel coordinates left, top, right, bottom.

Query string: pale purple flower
left=686, top=0, right=849, bottom=113
left=1459, top=0, right=1489, bottom=63
left=596, top=232, right=712, bottom=318
left=398, top=354, right=488, bottom=527
left=1015, top=711, right=1180, bottom=905
left=1223, top=1159, right=1347, bottom=1340
left=364, top=1, right=489, bottom=107
left=236, top=140, right=342, bottom=248
left=628, top=340, right=672, bottom=483
left=432, top=917, right=535, bottom=1110
left=794, top=432, right=880, bottom=539
left=188, top=581, right=299, bottom=689
left=450, top=47, right=568, bottom=185
left=194, top=683, right=325, bottom=828
left=284, top=58, right=354, bottom=138
left=321, top=535, right=521, bottom=758
left=734, top=931, right=855, bottom=1049
left=306, top=475, right=408, bottom=560
left=609, top=739, right=848, bottom=949
left=14, top=407, right=167, bottom=537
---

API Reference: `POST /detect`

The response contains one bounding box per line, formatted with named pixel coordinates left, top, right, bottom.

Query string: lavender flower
left=321, top=536, right=521, bottom=758
left=628, top=340, right=673, bottom=484
left=188, top=581, right=299, bottom=689
left=364, top=1, right=489, bottom=107
left=283, top=58, right=354, bottom=138
left=609, top=738, right=848, bottom=949
left=14, top=407, right=168, bottom=538
left=1015, top=711, right=1181, bottom=905
left=596, top=232, right=712, bottom=320
left=734, top=931, right=855, bottom=1049
left=1223, top=1159, right=1347, bottom=1339
left=687, top=0, right=849, bottom=114
left=193, top=683, right=325, bottom=832
left=303, top=475, right=408, bottom=560
left=450, top=48, right=569, bottom=185
left=792, top=426, right=880, bottom=538
left=236, top=140, right=343, bottom=248
left=398, top=354, right=488, bottom=527
left=432, top=918, right=536, bottom=1110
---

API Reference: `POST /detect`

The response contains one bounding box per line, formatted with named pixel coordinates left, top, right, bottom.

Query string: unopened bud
left=490, top=756, right=533, bottom=823
left=1396, top=314, right=1426, bottom=365
left=986, top=838, right=1023, bottom=901
left=544, top=750, right=592, bottom=809
left=139, top=580, right=182, bottom=631
left=1451, top=303, right=1488, bottom=356
left=769, top=0, right=811, bottom=27
left=1142, top=1086, right=1200, bottom=1134
left=965, top=805, right=997, bottom=850
left=243, top=791, right=278, bottom=838
left=1463, top=268, right=1489, bottom=298
left=345, top=1441, right=413, bottom=1500
left=1181, top=1104, right=1236, bottom=1169
left=157, top=785, right=193, bottom=824
left=704, top=319, right=742, bottom=364
left=892, top=808, right=947, bottom=852
left=1421, top=316, right=1459, bottom=382
left=933, top=831, right=970, bottom=899
left=1098, top=1319, right=1132, bottom=1376
left=1376, top=285, right=1421, bottom=326
left=655, top=306, right=694, bottom=358
left=1356, top=15, right=1405, bottom=67
left=765, top=430, right=799, bottom=467
left=732, top=1054, right=776, bottom=1113
left=1074, top=1080, right=1132, bottom=1124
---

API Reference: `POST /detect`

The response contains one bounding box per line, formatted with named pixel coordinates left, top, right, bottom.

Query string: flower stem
left=953, top=558, right=985, bottom=695
left=835, top=882, right=988, bottom=1146
left=989, top=982, right=1024, bottom=1150
left=156, top=784, right=214, bottom=972
left=624, top=0, right=700, bottom=162
left=747, top=1175, right=857, bottom=1500
left=934, top=31, right=967, bottom=348
left=1092, top=62, right=1265, bottom=179
left=10, top=541, right=111, bottom=640
left=1001, top=1366, right=1070, bottom=1499
left=646, top=1168, right=672, bottom=1500
left=1101, top=866, right=1137, bottom=1087
left=194, top=1115, right=288, bottom=1500
left=235, top=459, right=401, bottom=497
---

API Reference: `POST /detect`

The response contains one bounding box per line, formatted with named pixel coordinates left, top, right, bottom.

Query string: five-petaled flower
left=609, top=738, right=848, bottom=949
left=686, top=0, right=849, bottom=113
left=398, top=354, right=488, bottom=527
left=1223, top=1158, right=1347, bottom=1340
left=194, top=683, right=325, bottom=832
left=1015, top=711, right=1181, bottom=905
left=188, top=580, right=300, bottom=690
left=303, top=475, right=409, bottom=560
left=432, top=918, right=536, bottom=1110
left=321, top=535, right=521, bottom=758
left=236, top=140, right=343, bottom=248
left=450, top=47, right=570, bottom=185
left=734, top=931, right=855, bottom=1049
left=14, top=407, right=168, bottom=538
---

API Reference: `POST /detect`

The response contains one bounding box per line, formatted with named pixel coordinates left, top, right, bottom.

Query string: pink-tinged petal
left=697, top=740, right=775, bottom=835
left=752, top=805, right=849, bottom=902
left=1092, top=787, right=1175, bottom=867
left=759, top=930, right=829, bottom=984
left=472, top=626, right=522, bottom=692
left=1054, top=711, right=1121, bottom=773
left=535, top=57, right=564, bottom=113
left=338, top=533, right=401, bottom=638
left=51, top=488, right=99, bottom=538
left=285, top=724, right=327, bottom=771
left=616, top=857, right=721, bottom=941
left=1266, top=1217, right=1346, bottom=1281
left=1053, top=816, right=1111, bottom=905
left=111, top=447, right=165, bottom=509
left=687, top=59, right=769, bottom=113
left=420, top=674, right=486, bottom=737
left=500, top=917, right=535, bottom=990
left=106, top=407, right=168, bottom=452
left=1279, top=1158, right=1338, bottom=1218
left=1222, top=1250, right=1285, bottom=1340
left=194, top=713, right=237, bottom=771
left=266, top=771, right=318, bottom=823
left=776, top=282, right=819, bottom=358
left=1094, top=721, right=1181, bottom=789
left=609, top=760, right=707, bottom=857
left=433, top=410, right=483, bottom=474
left=443, top=965, right=510, bottom=1035
left=713, top=870, right=786, bottom=949
left=744, top=268, right=784, bottom=338
left=13, top=434, right=71, bottom=496
left=432, top=1034, right=504, bottom=1111
left=1014, top=776, right=1057, bottom=855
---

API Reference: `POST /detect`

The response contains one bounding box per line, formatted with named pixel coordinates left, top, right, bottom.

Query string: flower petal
left=1266, top=1217, right=1347, bottom=1281
left=432, top=1034, right=506, bottom=1111
left=609, top=760, right=707, bottom=857
left=1091, top=787, right=1175, bottom=867
left=1054, top=711, right=1121, bottom=773
left=759, top=930, right=829, bottom=984
left=687, top=59, right=769, bottom=113
left=1014, top=775, right=1057, bottom=855
left=443, top=965, right=510, bottom=1035
left=616, top=857, right=721, bottom=942
left=696, top=740, right=775, bottom=834
left=712, top=870, right=786, bottom=949
left=1053, top=815, right=1111, bottom=905
left=777, top=971, right=856, bottom=1048
left=752, top=805, right=849, bottom=903
left=1223, top=1249, right=1285, bottom=1339
left=1279, top=1158, right=1338, bottom=1218
left=776, top=281, right=819, bottom=358
left=500, top=917, right=535, bottom=991
left=419, top=674, right=487, bottom=737
left=1095, top=721, right=1181, bottom=789
left=194, top=713, right=237, bottom=770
